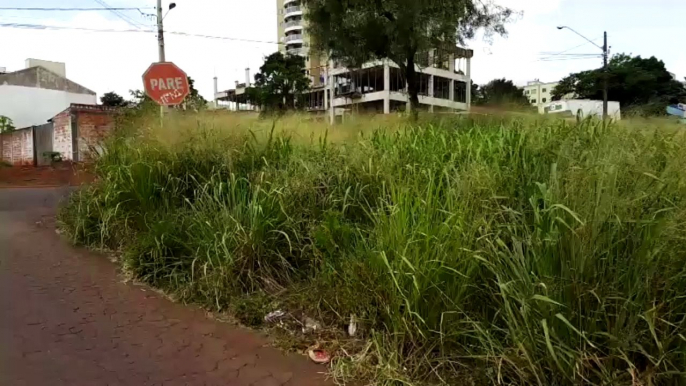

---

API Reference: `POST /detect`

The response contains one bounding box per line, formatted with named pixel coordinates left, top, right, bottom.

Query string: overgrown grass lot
left=59, top=113, right=686, bottom=385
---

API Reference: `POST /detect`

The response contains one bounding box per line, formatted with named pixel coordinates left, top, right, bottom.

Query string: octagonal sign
left=142, top=62, right=190, bottom=106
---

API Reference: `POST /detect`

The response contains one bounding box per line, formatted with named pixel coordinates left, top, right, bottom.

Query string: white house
left=0, top=60, right=97, bottom=128
left=522, top=80, right=559, bottom=112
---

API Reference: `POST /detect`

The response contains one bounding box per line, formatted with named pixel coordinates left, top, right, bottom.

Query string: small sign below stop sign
left=142, top=62, right=190, bottom=106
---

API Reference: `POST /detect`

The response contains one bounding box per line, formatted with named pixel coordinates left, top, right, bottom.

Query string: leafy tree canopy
left=302, top=0, right=515, bottom=114
left=476, top=78, right=529, bottom=106
left=100, top=91, right=127, bottom=107
left=0, top=115, right=15, bottom=133
left=552, top=54, right=686, bottom=108
left=185, top=77, right=208, bottom=111
left=246, top=52, right=311, bottom=113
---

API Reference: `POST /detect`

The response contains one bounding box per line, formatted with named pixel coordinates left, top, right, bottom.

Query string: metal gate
left=33, top=123, right=54, bottom=166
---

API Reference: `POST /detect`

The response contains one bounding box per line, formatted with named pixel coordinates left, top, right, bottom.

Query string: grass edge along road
left=58, top=113, right=686, bottom=386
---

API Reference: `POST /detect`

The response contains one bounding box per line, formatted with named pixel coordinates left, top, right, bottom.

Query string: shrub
left=59, top=113, right=686, bottom=385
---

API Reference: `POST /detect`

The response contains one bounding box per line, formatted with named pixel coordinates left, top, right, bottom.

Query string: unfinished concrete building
left=213, top=1, right=474, bottom=117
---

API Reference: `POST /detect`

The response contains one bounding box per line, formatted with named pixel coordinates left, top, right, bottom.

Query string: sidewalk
left=0, top=188, right=331, bottom=386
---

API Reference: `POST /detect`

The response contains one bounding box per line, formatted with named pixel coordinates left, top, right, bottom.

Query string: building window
left=542, top=98, right=547, bottom=103
left=542, top=88, right=547, bottom=92
left=525, top=90, right=529, bottom=95
left=531, top=99, right=536, bottom=104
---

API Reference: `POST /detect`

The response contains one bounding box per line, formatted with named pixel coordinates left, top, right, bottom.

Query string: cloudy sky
left=1, top=0, right=684, bottom=101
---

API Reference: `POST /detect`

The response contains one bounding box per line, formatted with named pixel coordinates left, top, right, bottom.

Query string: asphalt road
left=0, top=188, right=330, bottom=386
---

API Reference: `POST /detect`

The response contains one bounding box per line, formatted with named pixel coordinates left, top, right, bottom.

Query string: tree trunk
left=406, top=53, right=420, bottom=120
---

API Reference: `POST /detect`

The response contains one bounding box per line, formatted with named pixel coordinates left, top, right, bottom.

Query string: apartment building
left=523, top=80, right=559, bottom=112
left=215, top=1, right=474, bottom=116
left=276, top=0, right=325, bottom=86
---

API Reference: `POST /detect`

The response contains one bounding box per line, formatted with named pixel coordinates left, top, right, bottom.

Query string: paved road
left=0, top=188, right=331, bottom=386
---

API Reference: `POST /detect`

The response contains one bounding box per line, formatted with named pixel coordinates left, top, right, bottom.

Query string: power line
left=0, top=21, right=286, bottom=46
left=0, top=7, right=153, bottom=11
left=537, top=37, right=602, bottom=58
left=91, top=0, right=147, bottom=29
left=536, top=56, right=602, bottom=63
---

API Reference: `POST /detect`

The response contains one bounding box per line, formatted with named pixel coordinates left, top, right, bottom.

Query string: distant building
left=523, top=80, right=559, bottom=112
left=215, top=0, right=474, bottom=116
left=0, top=60, right=96, bottom=129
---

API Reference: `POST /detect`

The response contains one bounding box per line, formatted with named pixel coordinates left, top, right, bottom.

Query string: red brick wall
left=0, top=128, right=34, bottom=166
left=52, top=110, right=73, bottom=161
left=75, top=110, right=114, bottom=162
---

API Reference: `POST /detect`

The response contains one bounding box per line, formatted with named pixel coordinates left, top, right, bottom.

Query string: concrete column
left=466, top=57, right=472, bottom=111
left=449, top=79, right=455, bottom=104
left=213, top=76, right=218, bottom=108
left=383, top=61, right=390, bottom=114
left=324, top=78, right=329, bottom=113
left=329, top=60, right=335, bottom=125
left=428, top=75, right=434, bottom=113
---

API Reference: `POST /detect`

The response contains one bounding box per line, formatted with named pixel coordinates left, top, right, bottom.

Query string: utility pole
left=557, top=26, right=610, bottom=120
left=157, top=0, right=165, bottom=62
left=602, top=31, right=608, bottom=120
left=156, top=0, right=165, bottom=125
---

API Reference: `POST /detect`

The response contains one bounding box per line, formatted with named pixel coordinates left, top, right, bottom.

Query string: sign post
left=143, top=62, right=190, bottom=106
left=142, top=62, right=190, bottom=126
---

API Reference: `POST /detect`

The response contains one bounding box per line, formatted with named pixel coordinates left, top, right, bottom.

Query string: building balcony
left=284, top=34, right=304, bottom=45
left=284, top=19, right=303, bottom=32
left=286, top=47, right=306, bottom=56
left=284, top=6, right=302, bottom=19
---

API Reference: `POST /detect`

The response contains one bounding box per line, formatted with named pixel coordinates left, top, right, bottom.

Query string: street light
left=557, top=26, right=609, bottom=120
left=164, top=2, right=176, bottom=20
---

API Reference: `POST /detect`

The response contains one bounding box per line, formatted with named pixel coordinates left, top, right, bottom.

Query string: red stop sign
left=142, top=62, right=190, bottom=106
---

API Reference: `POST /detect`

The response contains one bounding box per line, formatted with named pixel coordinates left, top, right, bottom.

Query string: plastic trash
left=264, top=310, right=286, bottom=323
left=308, top=349, right=331, bottom=364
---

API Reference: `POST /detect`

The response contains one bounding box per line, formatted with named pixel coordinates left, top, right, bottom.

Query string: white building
left=322, top=50, right=472, bottom=115
left=523, top=80, right=559, bottom=112
left=0, top=60, right=96, bottom=128
left=214, top=0, right=474, bottom=117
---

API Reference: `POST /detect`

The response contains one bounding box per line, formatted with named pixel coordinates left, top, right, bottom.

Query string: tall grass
left=59, top=112, right=686, bottom=385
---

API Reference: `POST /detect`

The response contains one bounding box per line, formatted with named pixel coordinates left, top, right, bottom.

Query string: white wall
left=0, top=85, right=96, bottom=128
left=25, top=59, right=67, bottom=77
left=524, top=82, right=558, bottom=108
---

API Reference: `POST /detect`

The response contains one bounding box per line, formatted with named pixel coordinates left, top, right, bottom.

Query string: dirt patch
left=0, top=162, right=94, bottom=188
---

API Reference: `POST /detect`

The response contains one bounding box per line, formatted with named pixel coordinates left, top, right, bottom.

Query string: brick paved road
left=0, top=188, right=331, bottom=386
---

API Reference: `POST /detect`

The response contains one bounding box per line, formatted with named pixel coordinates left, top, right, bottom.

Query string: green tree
left=302, top=0, right=514, bottom=116
left=0, top=115, right=15, bottom=133
left=477, top=78, right=530, bottom=106
left=128, top=89, right=156, bottom=111
left=185, top=76, right=207, bottom=111
left=100, top=91, right=127, bottom=107
left=247, top=52, right=311, bottom=113
left=553, top=54, right=686, bottom=110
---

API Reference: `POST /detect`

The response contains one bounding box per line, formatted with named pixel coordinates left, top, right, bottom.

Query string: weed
left=59, top=111, right=686, bottom=385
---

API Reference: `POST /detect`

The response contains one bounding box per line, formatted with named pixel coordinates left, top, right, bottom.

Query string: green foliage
left=185, top=76, right=207, bottom=111
left=476, top=78, right=531, bottom=106
left=60, top=114, right=686, bottom=385
left=100, top=91, right=127, bottom=107
left=302, top=0, right=514, bottom=113
left=0, top=115, right=15, bottom=133
left=246, top=52, right=311, bottom=114
left=553, top=53, right=686, bottom=111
